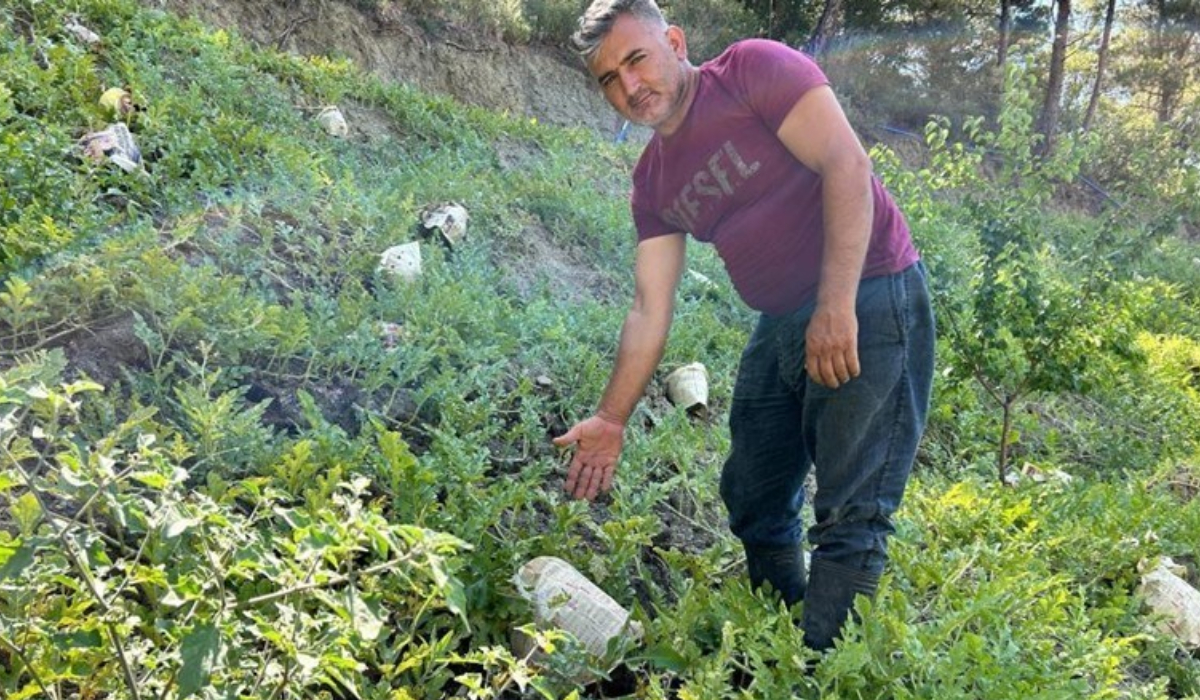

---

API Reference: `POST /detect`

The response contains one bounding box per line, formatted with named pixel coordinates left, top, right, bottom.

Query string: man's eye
left=600, top=75, right=616, bottom=88
left=630, top=54, right=644, bottom=64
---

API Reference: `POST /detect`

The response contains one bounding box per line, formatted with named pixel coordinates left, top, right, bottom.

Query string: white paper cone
left=514, top=556, right=642, bottom=659
left=79, top=123, right=142, bottom=171
left=378, top=242, right=422, bottom=281
left=666, top=363, right=709, bottom=411
left=1139, top=557, right=1200, bottom=650
left=65, top=18, right=101, bottom=45
left=422, top=203, right=470, bottom=247
left=317, top=106, right=349, bottom=137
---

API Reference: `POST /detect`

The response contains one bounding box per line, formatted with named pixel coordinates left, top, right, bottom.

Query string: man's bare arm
left=776, top=85, right=874, bottom=389
left=554, top=233, right=686, bottom=500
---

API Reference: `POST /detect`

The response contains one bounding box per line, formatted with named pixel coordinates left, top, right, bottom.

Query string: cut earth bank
left=161, top=0, right=637, bottom=138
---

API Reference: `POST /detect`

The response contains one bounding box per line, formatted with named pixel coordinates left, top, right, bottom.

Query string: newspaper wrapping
left=1139, top=557, right=1200, bottom=650
left=514, top=556, right=643, bottom=659
left=666, top=363, right=709, bottom=411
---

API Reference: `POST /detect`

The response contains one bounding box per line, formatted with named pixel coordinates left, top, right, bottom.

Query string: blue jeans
left=720, top=262, right=935, bottom=577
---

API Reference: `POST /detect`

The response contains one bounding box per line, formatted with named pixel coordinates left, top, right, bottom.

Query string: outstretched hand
left=552, top=414, right=625, bottom=501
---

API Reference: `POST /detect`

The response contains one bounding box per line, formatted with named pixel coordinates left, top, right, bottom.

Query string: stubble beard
left=626, top=63, right=690, bottom=130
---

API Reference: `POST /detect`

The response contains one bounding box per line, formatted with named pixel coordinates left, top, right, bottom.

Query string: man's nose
left=619, top=68, right=640, bottom=96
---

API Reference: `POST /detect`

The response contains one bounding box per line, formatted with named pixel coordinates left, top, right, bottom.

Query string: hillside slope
left=164, top=0, right=622, bottom=134
left=2, top=1, right=1200, bottom=699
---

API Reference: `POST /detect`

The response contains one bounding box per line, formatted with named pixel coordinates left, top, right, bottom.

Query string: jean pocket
left=733, top=315, right=787, bottom=399
left=774, top=312, right=807, bottom=392
left=855, top=269, right=906, bottom=349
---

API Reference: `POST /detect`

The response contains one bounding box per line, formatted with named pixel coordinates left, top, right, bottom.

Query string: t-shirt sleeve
left=729, top=39, right=830, bottom=132
left=631, top=189, right=675, bottom=241
left=630, top=150, right=679, bottom=241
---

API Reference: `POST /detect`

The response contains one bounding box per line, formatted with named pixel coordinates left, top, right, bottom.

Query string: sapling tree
left=935, top=71, right=1138, bottom=482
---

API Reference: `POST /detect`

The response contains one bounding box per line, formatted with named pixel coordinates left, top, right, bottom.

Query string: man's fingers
left=809, top=354, right=835, bottom=388
left=564, top=460, right=616, bottom=501
left=831, top=353, right=852, bottom=385
left=554, top=416, right=624, bottom=500
left=583, top=462, right=604, bottom=500
left=552, top=426, right=579, bottom=447
left=806, top=344, right=862, bottom=388
left=573, top=463, right=595, bottom=501
left=846, top=347, right=861, bottom=379
left=564, top=458, right=583, bottom=495
left=834, top=347, right=861, bottom=384
left=600, top=463, right=616, bottom=493
left=822, top=356, right=840, bottom=387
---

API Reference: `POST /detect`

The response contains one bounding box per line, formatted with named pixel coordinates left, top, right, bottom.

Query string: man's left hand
left=805, top=304, right=860, bottom=389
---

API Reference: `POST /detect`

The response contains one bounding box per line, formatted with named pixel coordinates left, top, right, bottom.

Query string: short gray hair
left=572, top=0, right=667, bottom=60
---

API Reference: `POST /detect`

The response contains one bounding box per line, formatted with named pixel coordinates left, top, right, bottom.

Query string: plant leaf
left=178, top=623, right=221, bottom=698
left=0, top=542, right=34, bottom=581
left=634, top=642, right=688, bottom=672
left=345, top=587, right=383, bottom=642
left=165, top=516, right=198, bottom=539
left=444, top=575, right=470, bottom=631
left=11, top=492, right=41, bottom=536
left=132, top=470, right=171, bottom=489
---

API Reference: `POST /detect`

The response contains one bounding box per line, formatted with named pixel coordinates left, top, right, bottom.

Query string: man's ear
left=666, top=25, right=688, bottom=60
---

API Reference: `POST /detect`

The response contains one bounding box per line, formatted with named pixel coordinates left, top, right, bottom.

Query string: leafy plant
left=0, top=352, right=474, bottom=699
left=1, top=1, right=1198, bottom=697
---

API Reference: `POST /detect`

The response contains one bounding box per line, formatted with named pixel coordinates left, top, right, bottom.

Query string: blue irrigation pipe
left=881, top=125, right=920, bottom=139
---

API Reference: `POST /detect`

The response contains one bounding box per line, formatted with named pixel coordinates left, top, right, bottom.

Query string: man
left=552, top=0, right=935, bottom=652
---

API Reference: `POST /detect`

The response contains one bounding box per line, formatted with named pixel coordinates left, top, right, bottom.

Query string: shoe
left=745, top=543, right=807, bottom=606
left=801, top=558, right=879, bottom=651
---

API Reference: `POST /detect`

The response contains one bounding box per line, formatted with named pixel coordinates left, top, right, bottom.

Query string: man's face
left=587, top=14, right=689, bottom=132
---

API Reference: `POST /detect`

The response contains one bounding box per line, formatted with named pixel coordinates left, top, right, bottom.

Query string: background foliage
left=1, top=0, right=1199, bottom=698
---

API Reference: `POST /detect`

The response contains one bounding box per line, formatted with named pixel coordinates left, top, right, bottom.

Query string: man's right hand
left=552, top=414, right=625, bottom=501
left=551, top=234, right=684, bottom=502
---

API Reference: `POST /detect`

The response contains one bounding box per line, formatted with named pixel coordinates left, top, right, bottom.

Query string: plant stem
left=6, top=453, right=143, bottom=700
left=233, top=551, right=416, bottom=610
left=0, top=633, right=58, bottom=700
left=998, top=396, right=1014, bottom=483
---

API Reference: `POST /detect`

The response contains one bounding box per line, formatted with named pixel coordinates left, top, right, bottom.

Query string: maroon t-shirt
left=631, top=39, right=918, bottom=315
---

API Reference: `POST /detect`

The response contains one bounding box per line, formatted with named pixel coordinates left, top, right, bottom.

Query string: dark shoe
left=801, top=558, right=879, bottom=651
left=745, top=543, right=807, bottom=606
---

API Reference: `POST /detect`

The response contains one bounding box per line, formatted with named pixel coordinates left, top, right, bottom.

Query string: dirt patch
left=342, top=99, right=404, bottom=142
left=495, top=219, right=624, bottom=305
left=61, top=314, right=151, bottom=386
left=494, top=136, right=546, bottom=173
left=1151, top=462, right=1200, bottom=504
left=162, top=0, right=617, bottom=134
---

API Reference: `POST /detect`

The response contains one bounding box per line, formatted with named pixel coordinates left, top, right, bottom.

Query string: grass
left=1, top=1, right=1200, bottom=698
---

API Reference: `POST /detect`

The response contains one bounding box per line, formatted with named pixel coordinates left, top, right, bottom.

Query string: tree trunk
left=1154, top=7, right=1194, bottom=123
left=806, top=0, right=844, bottom=59
left=997, top=0, right=1012, bottom=69
left=1082, top=0, right=1115, bottom=132
left=998, top=396, right=1016, bottom=484
left=1038, top=0, right=1071, bottom=156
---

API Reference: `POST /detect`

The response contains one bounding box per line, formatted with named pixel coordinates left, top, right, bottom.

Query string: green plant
left=2, top=0, right=1199, bottom=696
left=900, top=73, right=1141, bottom=482
left=521, top=0, right=584, bottom=45
left=663, top=0, right=761, bottom=61
left=0, top=352, right=475, bottom=699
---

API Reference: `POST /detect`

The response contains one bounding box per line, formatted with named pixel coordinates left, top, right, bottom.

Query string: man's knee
left=809, top=502, right=894, bottom=574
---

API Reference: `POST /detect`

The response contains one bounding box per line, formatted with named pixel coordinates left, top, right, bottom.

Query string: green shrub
left=522, top=0, right=587, bottom=45
left=2, top=0, right=1199, bottom=697
left=397, top=0, right=532, bottom=43
left=663, top=0, right=761, bottom=61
